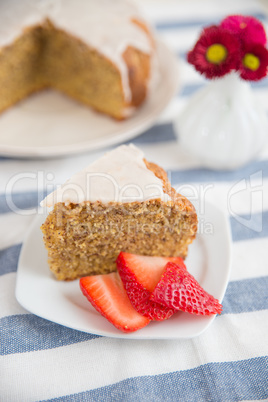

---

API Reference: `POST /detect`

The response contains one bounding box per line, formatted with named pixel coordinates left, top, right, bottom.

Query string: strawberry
left=116, top=252, right=186, bottom=321
left=150, top=262, right=222, bottom=315
left=80, top=272, right=150, bottom=333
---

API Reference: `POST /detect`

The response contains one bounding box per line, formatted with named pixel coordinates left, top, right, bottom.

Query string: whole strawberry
left=150, top=262, right=222, bottom=315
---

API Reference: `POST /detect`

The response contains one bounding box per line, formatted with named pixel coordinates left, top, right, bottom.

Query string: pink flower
left=187, top=26, right=240, bottom=79
left=239, top=42, right=268, bottom=81
left=220, top=15, right=267, bottom=45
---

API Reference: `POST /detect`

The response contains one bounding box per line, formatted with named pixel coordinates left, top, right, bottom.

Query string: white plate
left=0, top=40, right=178, bottom=158
left=16, top=201, right=232, bottom=339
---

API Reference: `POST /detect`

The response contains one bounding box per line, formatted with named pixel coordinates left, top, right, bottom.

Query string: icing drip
left=0, top=0, right=153, bottom=102
left=41, top=144, right=171, bottom=207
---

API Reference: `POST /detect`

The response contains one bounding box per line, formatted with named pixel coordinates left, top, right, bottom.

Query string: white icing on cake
left=0, top=0, right=153, bottom=102
left=41, top=144, right=171, bottom=207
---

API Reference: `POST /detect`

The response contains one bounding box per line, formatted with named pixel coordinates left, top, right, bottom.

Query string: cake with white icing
left=0, top=0, right=155, bottom=119
left=41, top=144, right=197, bottom=281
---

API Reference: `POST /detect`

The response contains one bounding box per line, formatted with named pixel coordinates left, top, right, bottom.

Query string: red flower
left=239, top=42, right=268, bottom=80
left=187, top=26, right=240, bottom=79
left=220, top=15, right=267, bottom=45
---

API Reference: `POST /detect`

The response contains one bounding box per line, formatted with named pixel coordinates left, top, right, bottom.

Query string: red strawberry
left=150, top=262, right=222, bottom=315
left=116, top=252, right=186, bottom=321
left=80, top=272, right=150, bottom=333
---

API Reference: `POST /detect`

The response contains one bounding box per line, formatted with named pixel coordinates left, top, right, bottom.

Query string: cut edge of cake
left=0, top=1, right=155, bottom=119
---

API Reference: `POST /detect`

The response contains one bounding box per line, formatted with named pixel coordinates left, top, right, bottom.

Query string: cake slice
left=41, top=144, right=197, bottom=280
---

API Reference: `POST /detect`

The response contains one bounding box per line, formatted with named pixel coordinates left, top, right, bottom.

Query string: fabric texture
left=1, top=1, right=268, bottom=400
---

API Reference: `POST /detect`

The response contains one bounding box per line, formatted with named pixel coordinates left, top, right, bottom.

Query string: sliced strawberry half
left=150, top=262, right=222, bottom=316
left=80, top=272, right=150, bottom=333
left=116, top=252, right=186, bottom=321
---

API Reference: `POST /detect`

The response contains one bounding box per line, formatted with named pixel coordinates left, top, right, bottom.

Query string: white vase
left=175, top=72, right=268, bottom=170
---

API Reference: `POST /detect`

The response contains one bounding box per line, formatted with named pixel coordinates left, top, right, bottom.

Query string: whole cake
left=41, top=144, right=198, bottom=280
left=0, top=0, right=155, bottom=119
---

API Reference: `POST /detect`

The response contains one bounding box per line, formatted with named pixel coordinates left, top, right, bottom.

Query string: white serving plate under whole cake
left=0, top=40, right=179, bottom=158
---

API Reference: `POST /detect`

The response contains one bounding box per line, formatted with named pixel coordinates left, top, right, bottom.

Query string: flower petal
left=187, top=25, right=241, bottom=79
left=220, top=15, right=267, bottom=46
left=239, top=43, right=268, bottom=81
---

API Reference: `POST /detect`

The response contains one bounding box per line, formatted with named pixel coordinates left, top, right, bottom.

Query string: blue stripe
left=156, top=18, right=221, bottom=30
left=0, top=314, right=100, bottom=355
left=44, top=356, right=268, bottom=402
left=0, top=191, right=47, bottom=214
left=222, top=276, right=268, bottom=315
left=1, top=276, right=267, bottom=354
left=0, top=155, right=13, bottom=161
left=178, top=50, right=187, bottom=60
left=155, top=12, right=268, bottom=30
left=230, top=211, right=268, bottom=241
left=170, top=159, right=268, bottom=183
left=180, top=83, right=204, bottom=97
left=251, top=77, right=268, bottom=90
left=129, top=123, right=176, bottom=144
left=0, top=244, right=22, bottom=275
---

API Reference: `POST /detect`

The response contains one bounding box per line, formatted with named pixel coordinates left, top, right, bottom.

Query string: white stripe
left=0, top=149, right=109, bottom=194
left=261, top=0, right=268, bottom=15
left=0, top=273, right=27, bottom=319
left=158, top=30, right=200, bottom=55
left=158, top=179, right=265, bottom=224
left=200, top=179, right=267, bottom=217
left=178, top=59, right=205, bottom=85
left=1, top=310, right=267, bottom=401
left=231, top=237, right=268, bottom=281
left=140, top=141, right=202, bottom=170
left=0, top=214, right=35, bottom=250
left=137, top=0, right=264, bottom=21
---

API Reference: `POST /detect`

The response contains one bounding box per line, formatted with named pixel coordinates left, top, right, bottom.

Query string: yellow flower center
left=206, top=44, right=227, bottom=64
left=243, top=53, right=260, bottom=71
left=239, top=22, right=247, bottom=29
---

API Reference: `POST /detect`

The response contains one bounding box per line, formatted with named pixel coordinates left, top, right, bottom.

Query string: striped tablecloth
left=1, top=0, right=268, bottom=400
